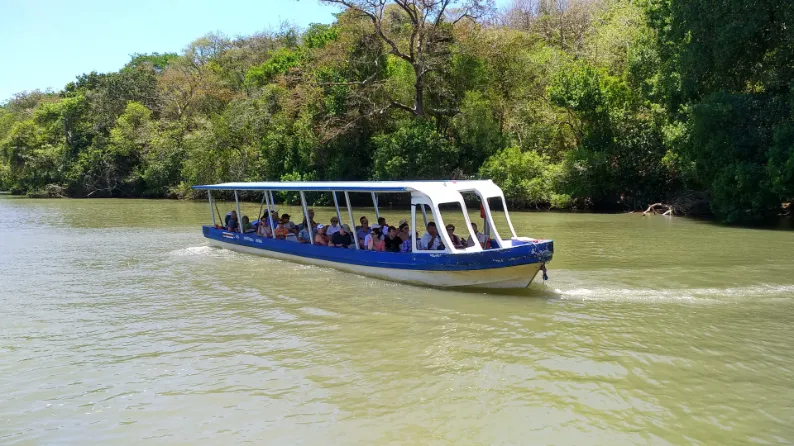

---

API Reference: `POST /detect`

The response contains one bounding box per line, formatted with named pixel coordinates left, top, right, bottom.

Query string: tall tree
left=319, top=0, right=493, bottom=117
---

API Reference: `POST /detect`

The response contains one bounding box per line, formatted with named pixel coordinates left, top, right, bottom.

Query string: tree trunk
left=414, top=67, right=424, bottom=117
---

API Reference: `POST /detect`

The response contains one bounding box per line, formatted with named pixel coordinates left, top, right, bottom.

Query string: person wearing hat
left=331, top=224, right=354, bottom=248
left=314, top=224, right=329, bottom=246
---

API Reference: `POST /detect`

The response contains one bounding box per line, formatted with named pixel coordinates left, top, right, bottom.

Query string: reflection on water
left=1, top=198, right=793, bottom=444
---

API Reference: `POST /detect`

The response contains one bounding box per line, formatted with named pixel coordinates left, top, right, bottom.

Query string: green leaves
left=372, top=120, right=459, bottom=180
left=245, top=47, right=305, bottom=88
left=648, top=0, right=794, bottom=221
left=480, top=146, right=565, bottom=208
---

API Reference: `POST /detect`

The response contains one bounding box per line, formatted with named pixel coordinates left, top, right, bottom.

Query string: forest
left=0, top=0, right=791, bottom=223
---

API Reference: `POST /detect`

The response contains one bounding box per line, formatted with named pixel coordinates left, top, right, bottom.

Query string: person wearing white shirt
left=419, top=222, right=444, bottom=250
left=326, top=216, right=341, bottom=237
left=466, top=222, right=488, bottom=248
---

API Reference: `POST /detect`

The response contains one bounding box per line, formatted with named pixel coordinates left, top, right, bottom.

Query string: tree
left=648, top=0, right=794, bottom=221
left=481, top=146, right=569, bottom=208
left=372, top=119, right=459, bottom=179
left=319, top=0, right=493, bottom=117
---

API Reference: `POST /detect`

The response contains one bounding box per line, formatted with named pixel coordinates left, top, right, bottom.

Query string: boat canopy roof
left=193, top=180, right=505, bottom=200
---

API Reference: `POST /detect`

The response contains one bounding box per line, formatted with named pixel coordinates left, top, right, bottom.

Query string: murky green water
left=1, top=197, right=793, bottom=444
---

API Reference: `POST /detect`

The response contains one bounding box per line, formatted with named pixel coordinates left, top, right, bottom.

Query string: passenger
left=466, top=222, right=488, bottom=248
left=297, top=225, right=313, bottom=243
left=356, top=216, right=371, bottom=249
left=226, top=211, right=239, bottom=232
left=420, top=222, right=444, bottom=250
left=331, top=224, right=354, bottom=248
left=446, top=224, right=465, bottom=249
left=314, top=224, right=329, bottom=246
left=242, top=215, right=255, bottom=233
left=274, top=217, right=291, bottom=240
left=398, top=222, right=412, bottom=253
left=326, top=216, right=341, bottom=237
left=299, top=208, right=317, bottom=232
left=377, top=217, right=388, bottom=238
left=363, top=225, right=376, bottom=250
left=256, top=215, right=272, bottom=237
left=281, top=213, right=298, bottom=234
left=367, top=227, right=386, bottom=251
left=225, top=210, right=237, bottom=228
left=384, top=226, right=402, bottom=252
left=398, top=221, right=410, bottom=241
left=401, top=231, right=417, bottom=253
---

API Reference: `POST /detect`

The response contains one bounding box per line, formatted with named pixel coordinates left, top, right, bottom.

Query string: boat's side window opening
left=436, top=202, right=469, bottom=250
left=487, top=196, right=514, bottom=244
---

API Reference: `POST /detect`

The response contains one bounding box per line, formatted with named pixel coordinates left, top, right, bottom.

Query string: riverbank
left=5, top=191, right=792, bottom=229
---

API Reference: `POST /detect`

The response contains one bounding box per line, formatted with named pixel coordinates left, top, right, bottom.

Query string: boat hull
left=208, top=238, right=542, bottom=288
left=202, top=227, right=552, bottom=289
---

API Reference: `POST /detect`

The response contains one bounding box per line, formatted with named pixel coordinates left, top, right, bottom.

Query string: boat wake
left=169, top=246, right=230, bottom=258
left=550, top=282, right=794, bottom=303
left=471, top=267, right=794, bottom=303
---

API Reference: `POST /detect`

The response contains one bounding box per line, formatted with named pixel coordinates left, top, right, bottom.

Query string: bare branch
left=324, top=0, right=414, bottom=62
left=434, top=0, right=453, bottom=27
left=389, top=100, right=416, bottom=114
left=394, top=0, right=419, bottom=23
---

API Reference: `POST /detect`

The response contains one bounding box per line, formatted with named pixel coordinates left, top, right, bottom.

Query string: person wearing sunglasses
left=326, top=216, right=341, bottom=237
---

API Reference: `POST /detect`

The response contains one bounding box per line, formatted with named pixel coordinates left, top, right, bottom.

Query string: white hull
left=208, top=239, right=541, bottom=289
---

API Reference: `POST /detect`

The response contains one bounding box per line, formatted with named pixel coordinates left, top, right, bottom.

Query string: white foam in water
left=541, top=268, right=794, bottom=303
left=170, top=246, right=226, bottom=257
left=552, top=283, right=794, bottom=303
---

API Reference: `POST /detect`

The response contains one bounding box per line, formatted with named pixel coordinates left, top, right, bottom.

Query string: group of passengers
left=223, top=209, right=490, bottom=252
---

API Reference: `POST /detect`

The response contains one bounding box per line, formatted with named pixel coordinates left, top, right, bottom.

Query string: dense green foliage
left=1, top=0, right=791, bottom=222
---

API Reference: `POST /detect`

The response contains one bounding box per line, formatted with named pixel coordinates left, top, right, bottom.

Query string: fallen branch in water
left=643, top=202, right=673, bottom=216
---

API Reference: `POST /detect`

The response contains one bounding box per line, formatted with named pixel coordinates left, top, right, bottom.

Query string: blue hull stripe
left=202, top=226, right=552, bottom=271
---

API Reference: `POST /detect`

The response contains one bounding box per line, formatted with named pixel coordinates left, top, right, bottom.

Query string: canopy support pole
left=208, top=191, right=216, bottom=226
left=371, top=192, right=380, bottom=219
left=269, top=191, right=276, bottom=215
left=258, top=190, right=267, bottom=220
left=234, top=190, right=243, bottom=233
left=411, top=204, right=417, bottom=251
left=264, top=190, right=276, bottom=239
left=332, top=191, right=343, bottom=227
left=300, top=191, right=314, bottom=245
left=421, top=204, right=428, bottom=227
left=344, top=191, right=359, bottom=250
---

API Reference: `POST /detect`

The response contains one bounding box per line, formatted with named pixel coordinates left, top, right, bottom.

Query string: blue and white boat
left=193, top=180, right=553, bottom=289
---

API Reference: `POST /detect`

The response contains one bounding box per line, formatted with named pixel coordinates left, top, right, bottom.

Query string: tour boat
left=193, top=180, right=553, bottom=289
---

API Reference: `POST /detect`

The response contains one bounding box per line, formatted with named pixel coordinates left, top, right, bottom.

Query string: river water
left=1, top=197, right=793, bottom=445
